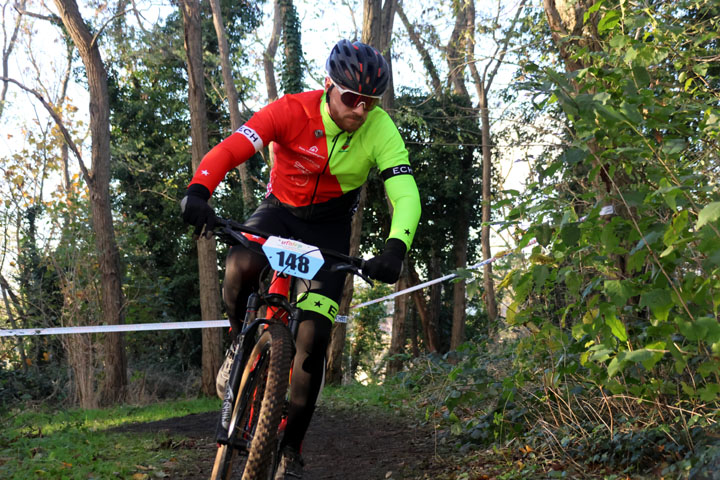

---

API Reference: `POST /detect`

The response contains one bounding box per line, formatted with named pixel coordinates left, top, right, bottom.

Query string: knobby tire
left=211, top=323, right=293, bottom=480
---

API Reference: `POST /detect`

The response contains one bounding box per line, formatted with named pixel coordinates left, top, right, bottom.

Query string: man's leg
left=222, top=244, right=266, bottom=338
left=280, top=310, right=333, bottom=450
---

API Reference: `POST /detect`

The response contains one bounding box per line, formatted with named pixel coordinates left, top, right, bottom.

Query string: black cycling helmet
left=325, top=39, right=390, bottom=96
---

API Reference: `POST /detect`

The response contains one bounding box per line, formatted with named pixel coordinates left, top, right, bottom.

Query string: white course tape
left=350, top=204, right=615, bottom=311
left=0, top=205, right=612, bottom=337
left=0, top=320, right=230, bottom=337
left=350, top=237, right=539, bottom=311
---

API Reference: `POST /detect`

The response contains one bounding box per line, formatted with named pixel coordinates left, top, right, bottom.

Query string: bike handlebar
left=213, top=217, right=374, bottom=286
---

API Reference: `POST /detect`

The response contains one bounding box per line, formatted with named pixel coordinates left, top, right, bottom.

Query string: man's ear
left=324, top=76, right=332, bottom=91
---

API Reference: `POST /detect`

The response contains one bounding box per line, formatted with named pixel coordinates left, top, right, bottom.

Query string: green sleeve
left=367, top=109, right=421, bottom=251
left=384, top=172, right=421, bottom=251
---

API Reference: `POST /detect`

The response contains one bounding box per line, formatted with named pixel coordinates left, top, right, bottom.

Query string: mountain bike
left=209, top=217, right=372, bottom=480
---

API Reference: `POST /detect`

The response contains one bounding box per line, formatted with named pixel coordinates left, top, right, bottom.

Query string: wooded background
left=1, top=2, right=718, bottom=459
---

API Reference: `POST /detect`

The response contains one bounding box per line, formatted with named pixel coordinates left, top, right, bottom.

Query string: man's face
left=325, top=77, right=370, bottom=133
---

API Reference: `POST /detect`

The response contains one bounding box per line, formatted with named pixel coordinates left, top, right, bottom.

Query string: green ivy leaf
left=677, top=317, right=712, bottom=342
left=697, top=317, right=720, bottom=343
left=697, top=360, right=720, bottom=379
left=639, top=289, right=674, bottom=323
left=537, top=223, right=553, bottom=247
left=632, top=65, right=650, bottom=87
left=605, top=312, right=628, bottom=342
left=696, top=202, right=720, bottom=229
left=607, top=356, right=623, bottom=377
left=533, top=265, right=550, bottom=292
left=596, top=104, right=625, bottom=122
left=598, top=10, right=621, bottom=34
left=584, top=0, right=605, bottom=24
left=698, top=384, right=720, bottom=402
left=630, top=231, right=662, bottom=255
left=661, top=139, right=685, bottom=156
left=604, top=280, right=632, bottom=307
left=663, top=210, right=689, bottom=247
left=560, top=223, right=581, bottom=246
left=620, top=101, right=642, bottom=123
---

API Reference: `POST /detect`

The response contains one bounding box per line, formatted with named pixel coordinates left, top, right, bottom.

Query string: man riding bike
left=181, top=39, right=421, bottom=479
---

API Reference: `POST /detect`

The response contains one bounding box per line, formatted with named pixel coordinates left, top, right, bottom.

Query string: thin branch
left=90, top=8, right=132, bottom=49
left=1, top=0, right=27, bottom=120
left=0, top=75, right=91, bottom=185
left=397, top=1, right=441, bottom=93
left=484, top=0, right=528, bottom=91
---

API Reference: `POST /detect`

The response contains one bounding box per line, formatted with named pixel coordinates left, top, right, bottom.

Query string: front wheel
left=211, top=323, right=293, bottom=480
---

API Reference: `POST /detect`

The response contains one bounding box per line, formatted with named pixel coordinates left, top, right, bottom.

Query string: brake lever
left=330, top=263, right=374, bottom=287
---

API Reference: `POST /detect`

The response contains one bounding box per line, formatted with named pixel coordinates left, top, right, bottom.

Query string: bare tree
left=208, top=0, right=254, bottom=211
left=465, top=0, right=528, bottom=330
left=180, top=0, right=223, bottom=397
left=398, top=0, right=528, bottom=347
left=396, top=3, right=441, bottom=94
left=53, top=0, right=127, bottom=404
left=0, top=274, right=28, bottom=369
left=263, top=0, right=283, bottom=102
left=326, top=188, right=367, bottom=384
left=364, top=0, right=412, bottom=376
left=0, top=0, right=27, bottom=120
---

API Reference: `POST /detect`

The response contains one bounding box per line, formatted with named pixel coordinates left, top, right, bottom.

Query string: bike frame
left=210, top=217, right=372, bottom=477
left=215, top=270, right=299, bottom=449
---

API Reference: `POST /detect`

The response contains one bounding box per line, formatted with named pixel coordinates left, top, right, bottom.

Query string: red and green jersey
left=189, top=90, right=421, bottom=249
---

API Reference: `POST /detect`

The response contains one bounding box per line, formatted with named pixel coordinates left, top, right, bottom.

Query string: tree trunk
left=446, top=0, right=470, bottom=97
left=409, top=305, right=420, bottom=357
left=542, top=0, right=611, bottom=195
left=362, top=0, right=397, bottom=105
left=54, top=0, right=127, bottom=405
left=407, top=260, right=439, bottom=353
left=326, top=187, right=367, bottom=384
left=429, top=255, right=443, bottom=349
left=208, top=0, right=254, bottom=211
left=362, top=0, right=407, bottom=374
left=467, top=0, right=528, bottom=323
left=478, top=88, right=498, bottom=322
left=264, top=0, right=282, bottom=102
left=180, top=0, right=223, bottom=397
left=0, top=275, right=27, bottom=370
left=387, top=272, right=408, bottom=375
left=445, top=0, right=473, bottom=346
left=543, top=0, right=601, bottom=76
left=450, top=211, right=469, bottom=349
left=279, top=0, right=303, bottom=94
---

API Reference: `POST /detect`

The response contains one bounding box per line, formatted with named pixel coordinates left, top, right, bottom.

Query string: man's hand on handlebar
left=180, top=184, right=217, bottom=237
left=362, top=238, right=406, bottom=284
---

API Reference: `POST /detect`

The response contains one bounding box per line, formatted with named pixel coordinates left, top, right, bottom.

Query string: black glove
left=363, top=238, right=406, bottom=284
left=180, top=184, right=217, bottom=236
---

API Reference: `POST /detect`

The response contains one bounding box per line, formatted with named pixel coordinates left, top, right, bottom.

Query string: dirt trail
left=113, top=404, right=445, bottom=479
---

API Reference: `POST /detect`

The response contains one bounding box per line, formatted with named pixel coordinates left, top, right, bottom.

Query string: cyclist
left=181, top=39, right=421, bottom=479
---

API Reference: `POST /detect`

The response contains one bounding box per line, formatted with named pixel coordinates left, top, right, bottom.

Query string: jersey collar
left=321, top=89, right=346, bottom=137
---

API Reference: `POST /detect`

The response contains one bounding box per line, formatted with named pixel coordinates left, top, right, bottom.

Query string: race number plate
left=262, top=236, right=325, bottom=280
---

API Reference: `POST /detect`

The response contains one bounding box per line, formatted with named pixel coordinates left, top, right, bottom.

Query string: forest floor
left=111, top=402, right=453, bottom=479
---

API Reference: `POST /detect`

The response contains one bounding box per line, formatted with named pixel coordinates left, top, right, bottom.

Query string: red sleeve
left=188, top=97, right=290, bottom=194
left=188, top=132, right=257, bottom=193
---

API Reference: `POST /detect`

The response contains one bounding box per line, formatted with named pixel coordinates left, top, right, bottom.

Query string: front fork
left=215, top=293, right=261, bottom=445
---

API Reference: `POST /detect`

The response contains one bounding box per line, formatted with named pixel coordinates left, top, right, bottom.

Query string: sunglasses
left=330, top=79, right=382, bottom=111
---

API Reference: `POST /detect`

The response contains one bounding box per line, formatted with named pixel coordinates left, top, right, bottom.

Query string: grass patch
left=0, top=397, right=219, bottom=479
left=319, top=381, right=416, bottom=415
